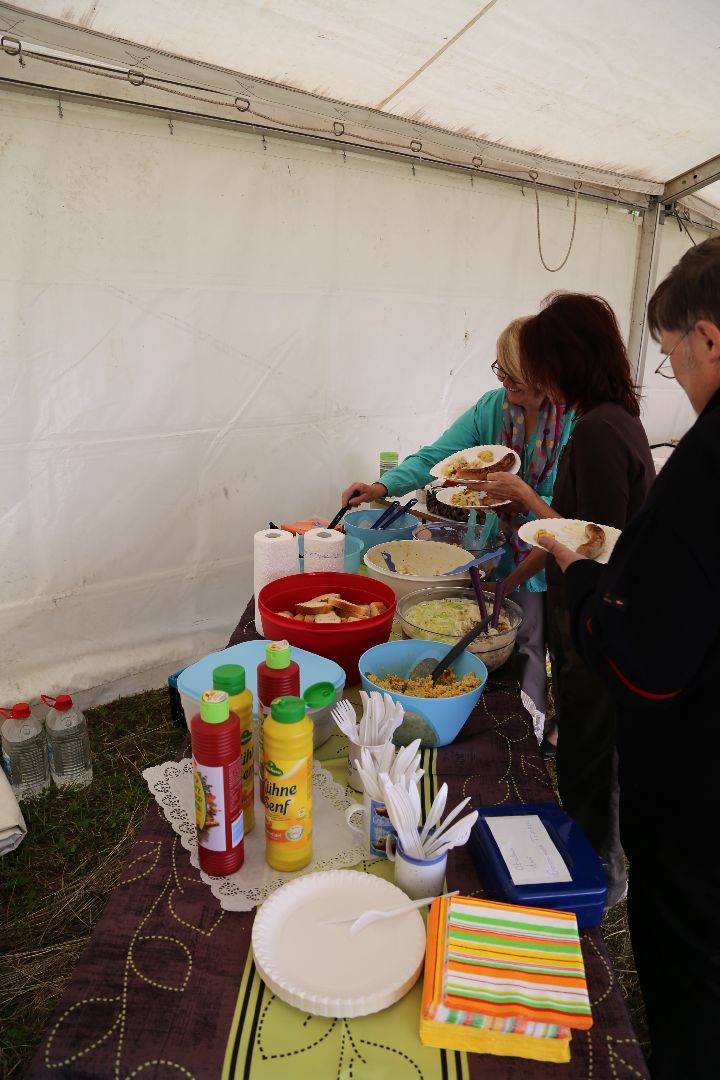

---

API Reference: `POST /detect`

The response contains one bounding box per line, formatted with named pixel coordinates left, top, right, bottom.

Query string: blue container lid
left=468, top=803, right=607, bottom=928
left=177, top=640, right=345, bottom=718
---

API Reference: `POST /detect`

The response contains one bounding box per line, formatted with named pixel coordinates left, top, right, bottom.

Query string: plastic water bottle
left=43, top=694, right=93, bottom=789
left=0, top=702, right=51, bottom=800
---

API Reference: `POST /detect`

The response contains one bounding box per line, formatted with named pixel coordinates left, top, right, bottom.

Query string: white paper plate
left=251, top=869, right=426, bottom=1017
left=429, top=445, right=521, bottom=482
left=517, top=518, right=621, bottom=564
left=435, top=486, right=510, bottom=511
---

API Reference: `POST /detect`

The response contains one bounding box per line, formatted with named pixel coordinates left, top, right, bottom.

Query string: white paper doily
left=143, top=758, right=369, bottom=911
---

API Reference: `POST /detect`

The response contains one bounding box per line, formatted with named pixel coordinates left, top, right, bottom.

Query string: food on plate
left=576, top=522, right=606, bottom=559
left=406, top=597, right=511, bottom=639
left=454, top=452, right=516, bottom=486
left=533, top=528, right=553, bottom=542
left=366, top=668, right=481, bottom=698
left=277, top=593, right=387, bottom=624
left=441, top=448, right=514, bottom=479
left=449, top=489, right=497, bottom=508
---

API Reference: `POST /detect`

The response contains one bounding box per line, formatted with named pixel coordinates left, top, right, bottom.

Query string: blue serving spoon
left=444, top=546, right=506, bottom=577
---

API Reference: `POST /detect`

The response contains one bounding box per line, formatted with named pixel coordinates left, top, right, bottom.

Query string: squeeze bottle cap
left=200, top=689, right=230, bottom=724
left=212, top=664, right=246, bottom=694
left=302, top=682, right=336, bottom=711
left=270, top=696, right=306, bottom=724
left=265, top=640, right=291, bottom=670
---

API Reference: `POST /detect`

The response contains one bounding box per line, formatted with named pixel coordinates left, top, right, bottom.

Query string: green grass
left=0, top=692, right=649, bottom=1076
left=0, top=689, right=185, bottom=1078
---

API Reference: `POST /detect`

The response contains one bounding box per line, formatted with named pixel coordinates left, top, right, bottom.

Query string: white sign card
left=485, top=814, right=572, bottom=885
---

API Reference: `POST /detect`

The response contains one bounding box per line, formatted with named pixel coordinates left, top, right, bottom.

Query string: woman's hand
left=474, top=473, right=536, bottom=511
left=341, top=481, right=387, bottom=507
left=538, top=534, right=586, bottom=572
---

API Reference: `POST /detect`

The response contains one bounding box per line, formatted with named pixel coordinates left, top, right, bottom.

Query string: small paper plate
left=251, top=869, right=426, bottom=1017
left=429, top=445, right=521, bottom=482
left=517, top=518, right=621, bottom=565
left=435, top=486, right=510, bottom=511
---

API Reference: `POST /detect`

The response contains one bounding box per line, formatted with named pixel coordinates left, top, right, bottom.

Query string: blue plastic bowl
left=298, top=533, right=364, bottom=574
left=358, top=638, right=488, bottom=748
left=344, top=507, right=416, bottom=556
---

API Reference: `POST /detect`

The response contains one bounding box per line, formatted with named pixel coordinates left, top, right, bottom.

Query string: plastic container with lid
left=302, top=681, right=337, bottom=749
left=191, top=689, right=244, bottom=876
left=0, top=703, right=50, bottom=800
left=263, top=695, right=313, bottom=871
left=43, top=694, right=93, bottom=789
left=213, top=664, right=255, bottom=834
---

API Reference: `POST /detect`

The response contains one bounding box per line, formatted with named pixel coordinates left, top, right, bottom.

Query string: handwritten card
left=485, top=814, right=572, bottom=885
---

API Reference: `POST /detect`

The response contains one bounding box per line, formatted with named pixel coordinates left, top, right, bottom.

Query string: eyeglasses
left=491, top=360, right=521, bottom=386
left=655, top=330, right=690, bottom=380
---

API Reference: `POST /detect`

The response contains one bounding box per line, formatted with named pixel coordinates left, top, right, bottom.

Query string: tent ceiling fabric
left=9, top=0, right=720, bottom=202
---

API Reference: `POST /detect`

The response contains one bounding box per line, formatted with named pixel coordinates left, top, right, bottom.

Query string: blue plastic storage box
left=468, top=803, right=607, bottom=928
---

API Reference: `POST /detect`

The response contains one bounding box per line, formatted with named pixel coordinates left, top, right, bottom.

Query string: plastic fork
left=324, top=890, right=459, bottom=935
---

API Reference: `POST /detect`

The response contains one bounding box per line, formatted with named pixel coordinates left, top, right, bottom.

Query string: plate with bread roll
left=429, top=445, right=521, bottom=486
left=517, top=519, right=621, bottom=564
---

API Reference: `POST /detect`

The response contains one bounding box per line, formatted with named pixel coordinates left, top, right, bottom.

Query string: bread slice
left=295, top=598, right=335, bottom=616
left=368, top=602, right=387, bottom=618
left=314, top=611, right=342, bottom=624
left=328, top=597, right=371, bottom=618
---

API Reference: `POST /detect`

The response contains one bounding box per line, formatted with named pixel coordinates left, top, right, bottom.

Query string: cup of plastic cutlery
left=387, top=832, right=449, bottom=900
left=347, top=740, right=385, bottom=793
left=345, top=789, right=396, bottom=858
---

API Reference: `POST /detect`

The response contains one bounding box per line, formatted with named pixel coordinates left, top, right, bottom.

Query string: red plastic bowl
left=258, top=572, right=396, bottom=684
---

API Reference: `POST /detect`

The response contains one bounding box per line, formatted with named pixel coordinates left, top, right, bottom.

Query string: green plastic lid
left=380, top=451, right=399, bottom=462
left=265, top=640, right=291, bottom=670
left=270, top=695, right=306, bottom=724
left=303, top=682, right=336, bottom=711
left=199, top=689, right=230, bottom=724
left=212, top=663, right=246, bottom=694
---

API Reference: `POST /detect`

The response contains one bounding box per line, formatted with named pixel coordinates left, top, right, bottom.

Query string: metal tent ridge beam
left=663, top=153, right=720, bottom=203
left=0, top=11, right=662, bottom=206
left=0, top=68, right=653, bottom=211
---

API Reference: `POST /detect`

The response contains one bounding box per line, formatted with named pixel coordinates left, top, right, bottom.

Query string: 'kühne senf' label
left=263, top=754, right=311, bottom=844
left=193, top=758, right=243, bottom=851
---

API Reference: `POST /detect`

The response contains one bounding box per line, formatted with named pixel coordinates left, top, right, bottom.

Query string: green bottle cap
left=270, top=695, right=306, bottom=724
left=199, top=689, right=230, bottom=724
left=212, top=663, right=246, bottom=694
left=303, top=682, right=336, bottom=711
left=265, top=640, right=291, bottom=670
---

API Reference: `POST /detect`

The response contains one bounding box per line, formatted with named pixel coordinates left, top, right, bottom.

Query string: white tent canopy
left=0, top=1, right=716, bottom=704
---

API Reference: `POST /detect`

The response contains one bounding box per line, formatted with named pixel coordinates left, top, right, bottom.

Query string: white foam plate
left=251, top=869, right=426, bottom=1017
left=435, top=486, right=510, bottom=510
left=517, top=518, right=621, bottom=564
left=429, top=445, right=521, bottom=482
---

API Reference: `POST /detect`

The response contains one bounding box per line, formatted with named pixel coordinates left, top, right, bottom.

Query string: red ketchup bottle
left=256, top=640, right=300, bottom=801
left=191, top=689, right=244, bottom=875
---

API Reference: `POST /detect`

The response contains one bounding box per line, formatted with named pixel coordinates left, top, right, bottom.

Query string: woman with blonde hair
left=341, top=317, right=574, bottom=740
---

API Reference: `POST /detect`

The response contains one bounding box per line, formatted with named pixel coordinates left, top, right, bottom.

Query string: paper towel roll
left=303, top=528, right=345, bottom=573
left=254, top=529, right=300, bottom=635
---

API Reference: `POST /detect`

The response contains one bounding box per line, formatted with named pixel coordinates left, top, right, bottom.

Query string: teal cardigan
left=378, top=388, right=575, bottom=591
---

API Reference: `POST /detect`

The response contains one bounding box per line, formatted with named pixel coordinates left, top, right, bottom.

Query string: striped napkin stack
left=420, top=894, right=592, bottom=1063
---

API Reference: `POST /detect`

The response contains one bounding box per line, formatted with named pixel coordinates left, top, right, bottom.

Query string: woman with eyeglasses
left=475, top=293, right=655, bottom=908
left=341, top=317, right=574, bottom=742
left=533, top=242, right=720, bottom=1080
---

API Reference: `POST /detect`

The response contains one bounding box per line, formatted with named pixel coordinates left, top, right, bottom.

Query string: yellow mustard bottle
left=213, top=663, right=255, bottom=834
left=263, top=695, right=312, bottom=871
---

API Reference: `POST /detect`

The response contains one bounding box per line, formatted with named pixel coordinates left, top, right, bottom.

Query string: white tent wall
left=1, top=86, right=642, bottom=705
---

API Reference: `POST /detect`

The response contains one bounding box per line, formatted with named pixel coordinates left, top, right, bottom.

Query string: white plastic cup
left=345, top=791, right=396, bottom=859
left=347, top=741, right=384, bottom=793
left=387, top=833, right=448, bottom=899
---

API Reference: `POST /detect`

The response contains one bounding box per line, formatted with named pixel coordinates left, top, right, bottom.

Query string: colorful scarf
left=498, top=399, right=567, bottom=566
